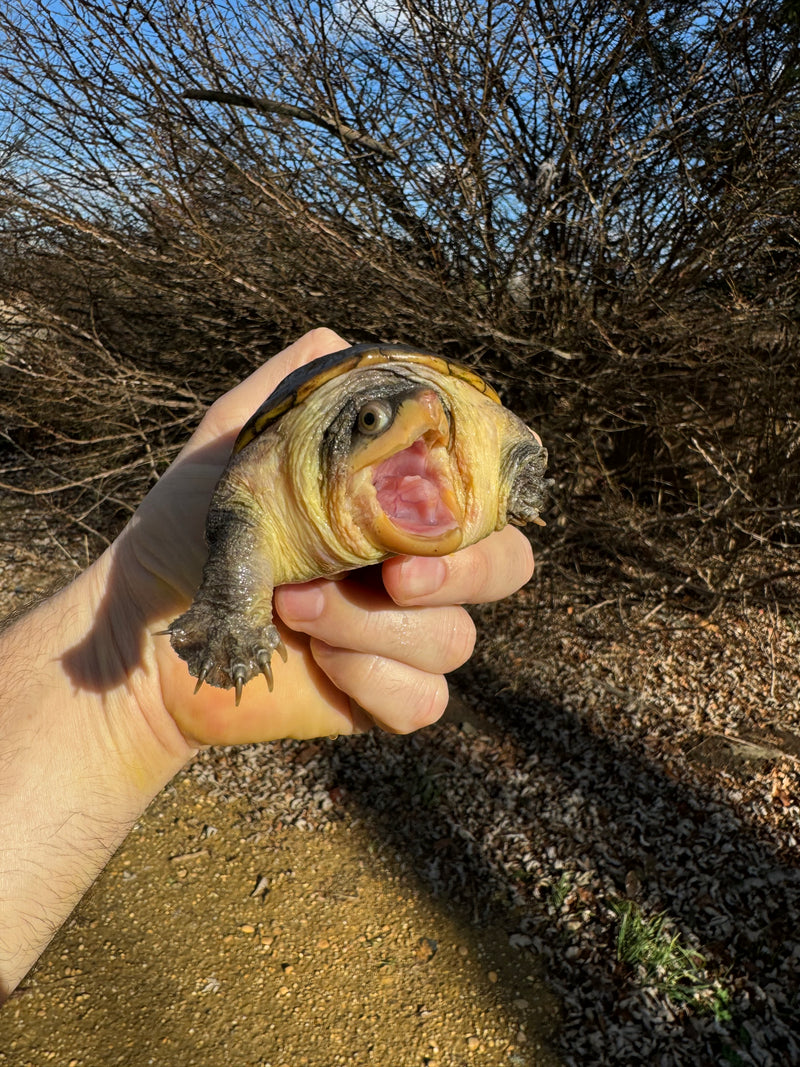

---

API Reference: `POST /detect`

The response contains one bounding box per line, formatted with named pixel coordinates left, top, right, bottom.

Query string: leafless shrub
left=1, top=0, right=798, bottom=603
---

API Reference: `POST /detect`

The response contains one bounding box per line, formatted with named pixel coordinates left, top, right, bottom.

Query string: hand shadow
left=60, top=433, right=232, bottom=695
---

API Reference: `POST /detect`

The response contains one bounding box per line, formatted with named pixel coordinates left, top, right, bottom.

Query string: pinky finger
left=309, top=640, right=449, bottom=734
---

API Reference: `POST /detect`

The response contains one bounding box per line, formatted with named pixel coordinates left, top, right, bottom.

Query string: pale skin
left=0, top=328, right=535, bottom=1002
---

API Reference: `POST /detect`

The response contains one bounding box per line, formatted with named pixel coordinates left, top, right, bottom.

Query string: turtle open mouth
left=372, top=437, right=459, bottom=537
left=347, top=387, right=464, bottom=555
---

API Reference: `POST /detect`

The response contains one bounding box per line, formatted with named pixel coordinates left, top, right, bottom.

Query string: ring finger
left=309, top=640, right=450, bottom=734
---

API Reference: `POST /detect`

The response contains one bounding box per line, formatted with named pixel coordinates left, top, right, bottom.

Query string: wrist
left=0, top=555, right=194, bottom=996
left=2, top=542, right=196, bottom=817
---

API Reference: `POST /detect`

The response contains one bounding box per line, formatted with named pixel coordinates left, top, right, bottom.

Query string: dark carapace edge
left=233, top=343, right=502, bottom=454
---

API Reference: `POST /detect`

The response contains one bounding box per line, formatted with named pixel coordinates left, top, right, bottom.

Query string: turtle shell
left=233, top=342, right=501, bottom=454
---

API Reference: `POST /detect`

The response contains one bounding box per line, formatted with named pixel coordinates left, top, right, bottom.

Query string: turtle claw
left=232, top=663, right=247, bottom=706
left=169, top=604, right=285, bottom=701
left=257, top=649, right=274, bottom=692
left=194, top=661, right=212, bottom=694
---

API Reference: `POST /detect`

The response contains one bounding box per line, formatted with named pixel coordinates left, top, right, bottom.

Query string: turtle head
left=320, top=367, right=466, bottom=557
left=316, top=359, right=549, bottom=560
left=234, top=345, right=548, bottom=574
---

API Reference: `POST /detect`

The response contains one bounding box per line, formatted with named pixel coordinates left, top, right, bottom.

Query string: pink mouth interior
left=372, top=438, right=458, bottom=536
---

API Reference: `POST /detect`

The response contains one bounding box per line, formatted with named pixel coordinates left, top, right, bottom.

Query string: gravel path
left=191, top=587, right=800, bottom=1066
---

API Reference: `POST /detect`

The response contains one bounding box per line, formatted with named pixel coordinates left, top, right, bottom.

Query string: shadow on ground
left=325, top=647, right=800, bottom=1065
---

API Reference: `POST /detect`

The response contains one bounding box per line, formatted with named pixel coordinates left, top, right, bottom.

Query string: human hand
left=89, top=329, right=534, bottom=748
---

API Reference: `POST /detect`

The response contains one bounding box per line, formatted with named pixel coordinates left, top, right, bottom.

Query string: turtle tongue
left=373, top=439, right=458, bottom=535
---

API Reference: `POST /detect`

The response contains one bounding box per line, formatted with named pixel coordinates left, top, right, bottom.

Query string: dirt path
left=0, top=774, right=561, bottom=1067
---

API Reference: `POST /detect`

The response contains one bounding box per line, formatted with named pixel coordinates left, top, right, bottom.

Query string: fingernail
left=277, top=583, right=325, bottom=621
left=398, top=557, right=447, bottom=599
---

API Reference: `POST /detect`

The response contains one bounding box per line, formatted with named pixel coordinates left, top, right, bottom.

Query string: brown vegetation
left=1, top=0, right=799, bottom=605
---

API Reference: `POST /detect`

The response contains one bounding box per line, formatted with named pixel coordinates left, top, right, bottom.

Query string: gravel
left=191, top=586, right=800, bottom=1067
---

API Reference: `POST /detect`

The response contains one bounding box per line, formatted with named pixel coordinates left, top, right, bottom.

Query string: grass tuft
left=612, top=899, right=732, bottom=1020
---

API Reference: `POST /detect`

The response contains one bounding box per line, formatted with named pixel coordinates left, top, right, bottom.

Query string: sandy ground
left=0, top=774, right=561, bottom=1067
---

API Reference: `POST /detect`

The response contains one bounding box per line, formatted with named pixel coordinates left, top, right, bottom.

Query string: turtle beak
left=349, top=389, right=450, bottom=472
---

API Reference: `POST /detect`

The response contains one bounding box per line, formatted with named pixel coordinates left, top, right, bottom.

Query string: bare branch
left=183, top=88, right=398, bottom=160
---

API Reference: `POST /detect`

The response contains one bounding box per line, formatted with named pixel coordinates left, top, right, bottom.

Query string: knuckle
left=306, top=326, right=346, bottom=351
left=411, top=676, right=449, bottom=730
left=468, top=528, right=534, bottom=602
left=357, top=651, right=383, bottom=693
left=443, top=611, right=476, bottom=670
left=514, top=531, right=535, bottom=584
left=462, top=539, right=492, bottom=592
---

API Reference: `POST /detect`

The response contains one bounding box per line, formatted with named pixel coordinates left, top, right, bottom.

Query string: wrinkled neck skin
left=230, top=418, right=366, bottom=586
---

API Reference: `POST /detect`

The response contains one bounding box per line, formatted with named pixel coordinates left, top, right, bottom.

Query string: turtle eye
left=356, top=399, right=393, bottom=436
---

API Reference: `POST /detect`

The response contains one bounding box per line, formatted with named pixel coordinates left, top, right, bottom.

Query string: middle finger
left=274, top=576, right=476, bottom=675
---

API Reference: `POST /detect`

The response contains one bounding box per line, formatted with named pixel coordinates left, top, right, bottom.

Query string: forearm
left=0, top=553, right=193, bottom=1000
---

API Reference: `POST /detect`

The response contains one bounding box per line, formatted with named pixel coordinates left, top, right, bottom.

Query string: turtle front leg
left=167, top=484, right=285, bottom=704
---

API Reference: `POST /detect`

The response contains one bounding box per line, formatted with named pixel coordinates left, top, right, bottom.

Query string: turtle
left=167, top=342, right=548, bottom=704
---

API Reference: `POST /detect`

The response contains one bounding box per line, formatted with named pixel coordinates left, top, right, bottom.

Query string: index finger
left=382, top=525, right=535, bottom=607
